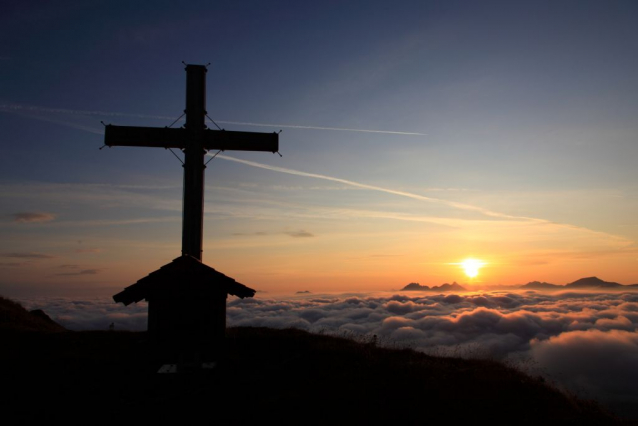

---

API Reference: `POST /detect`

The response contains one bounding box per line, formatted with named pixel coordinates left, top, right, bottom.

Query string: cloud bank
left=20, top=297, right=148, bottom=331
left=11, top=212, right=56, bottom=223
left=16, top=289, right=638, bottom=417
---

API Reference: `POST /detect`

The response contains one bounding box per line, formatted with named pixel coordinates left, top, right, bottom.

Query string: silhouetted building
left=113, top=254, right=255, bottom=360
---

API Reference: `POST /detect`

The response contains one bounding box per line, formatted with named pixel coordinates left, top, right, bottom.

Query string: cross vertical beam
left=182, top=65, right=207, bottom=260
left=103, top=64, right=279, bottom=264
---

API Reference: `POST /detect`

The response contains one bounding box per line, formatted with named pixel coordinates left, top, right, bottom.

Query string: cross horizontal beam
left=105, top=125, right=279, bottom=152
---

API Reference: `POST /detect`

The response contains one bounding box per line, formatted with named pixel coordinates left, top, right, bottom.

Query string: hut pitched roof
left=113, top=255, right=256, bottom=306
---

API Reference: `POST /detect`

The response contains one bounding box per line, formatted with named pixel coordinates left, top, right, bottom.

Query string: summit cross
left=104, top=64, right=278, bottom=261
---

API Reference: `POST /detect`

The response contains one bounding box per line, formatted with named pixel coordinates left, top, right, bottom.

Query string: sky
left=2, top=0, right=638, bottom=296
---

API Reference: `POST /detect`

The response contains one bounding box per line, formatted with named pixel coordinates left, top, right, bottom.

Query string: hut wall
left=147, top=290, right=228, bottom=357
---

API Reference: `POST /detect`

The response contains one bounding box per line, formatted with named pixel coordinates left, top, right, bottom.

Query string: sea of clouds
left=18, top=289, right=638, bottom=417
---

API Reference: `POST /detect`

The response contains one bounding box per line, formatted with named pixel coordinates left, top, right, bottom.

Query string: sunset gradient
left=1, top=1, right=638, bottom=297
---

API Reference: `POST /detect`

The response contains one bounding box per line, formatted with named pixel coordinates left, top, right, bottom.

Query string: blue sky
left=1, top=0, right=638, bottom=295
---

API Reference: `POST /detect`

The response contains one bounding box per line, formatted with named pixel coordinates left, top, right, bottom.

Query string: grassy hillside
left=0, top=295, right=66, bottom=332
left=0, top=296, right=628, bottom=425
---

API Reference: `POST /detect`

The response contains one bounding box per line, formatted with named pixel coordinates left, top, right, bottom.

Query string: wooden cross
left=104, top=64, right=278, bottom=261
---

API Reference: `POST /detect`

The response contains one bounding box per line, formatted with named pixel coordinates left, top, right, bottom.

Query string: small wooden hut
left=113, top=254, right=255, bottom=360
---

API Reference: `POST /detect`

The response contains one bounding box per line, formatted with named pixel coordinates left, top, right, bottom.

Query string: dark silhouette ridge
left=436, top=282, right=466, bottom=292
left=566, top=276, right=623, bottom=289
left=0, top=296, right=65, bottom=332
left=521, top=277, right=637, bottom=290
left=520, top=281, right=563, bottom=290
left=402, top=278, right=638, bottom=292
left=402, top=282, right=429, bottom=290
left=105, top=64, right=279, bottom=366
left=0, top=303, right=622, bottom=425
left=28, top=309, right=64, bottom=330
left=401, top=282, right=466, bottom=292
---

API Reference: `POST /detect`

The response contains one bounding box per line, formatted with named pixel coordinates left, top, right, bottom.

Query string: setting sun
left=460, top=258, right=485, bottom=278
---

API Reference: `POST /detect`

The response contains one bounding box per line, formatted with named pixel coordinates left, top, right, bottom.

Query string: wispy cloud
left=284, top=230, right=314, bottom=238
left=59, top=217, right=180, bottom=228
left=2, top=252, right=55, bottom=259
left=0, top=182, right=182, bottom=215
left=11, top=212, right=56, bottom=223
left=55, top=269, right=101, bottom=276
left=74, top=248, right=101, bottom=254
left=232, top=230, right=315, bottom=238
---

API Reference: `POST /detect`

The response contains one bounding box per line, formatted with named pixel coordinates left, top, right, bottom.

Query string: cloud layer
left=17, top=289, right=638, bottom=417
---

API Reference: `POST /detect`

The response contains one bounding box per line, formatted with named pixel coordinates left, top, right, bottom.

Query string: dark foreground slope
left=0, top=295, right=66, bottom=332
left=0, top=298, right=626, bottom=425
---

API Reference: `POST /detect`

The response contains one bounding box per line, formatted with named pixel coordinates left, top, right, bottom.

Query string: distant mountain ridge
left=522, top=276, right=638, bottom=290
left=402, top=282, right=466, bottom=292
left=566, top=277, right=623, bottom=289
left=520, top=281, right=563, bottom=290
left=402, top=276, right=638, bottom=292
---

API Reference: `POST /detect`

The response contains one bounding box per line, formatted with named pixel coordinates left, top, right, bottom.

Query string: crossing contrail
left=4, top=108, right=104, bottom=135
left=214, top=154, right=537, bottom=222
left=0, top=103, right=426, bottom=136
left=214, top=154, right=634, bottom=245
left=210, top=120, right=426, bottom=136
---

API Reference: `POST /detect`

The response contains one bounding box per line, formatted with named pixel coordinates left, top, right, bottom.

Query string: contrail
left=213, top=120, right=426, bottom=136
left=215, top=154, right=537, bottom=222
left=6, top=110, right=104, bottom=135
left=215, top=154, right=635, bottom=244
left=0, top=104, right=179, bottom=121
left=0, top=103, right=425, bottom=136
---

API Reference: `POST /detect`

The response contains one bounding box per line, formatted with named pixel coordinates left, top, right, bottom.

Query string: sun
left=460, top=258, right=485, bottom=279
